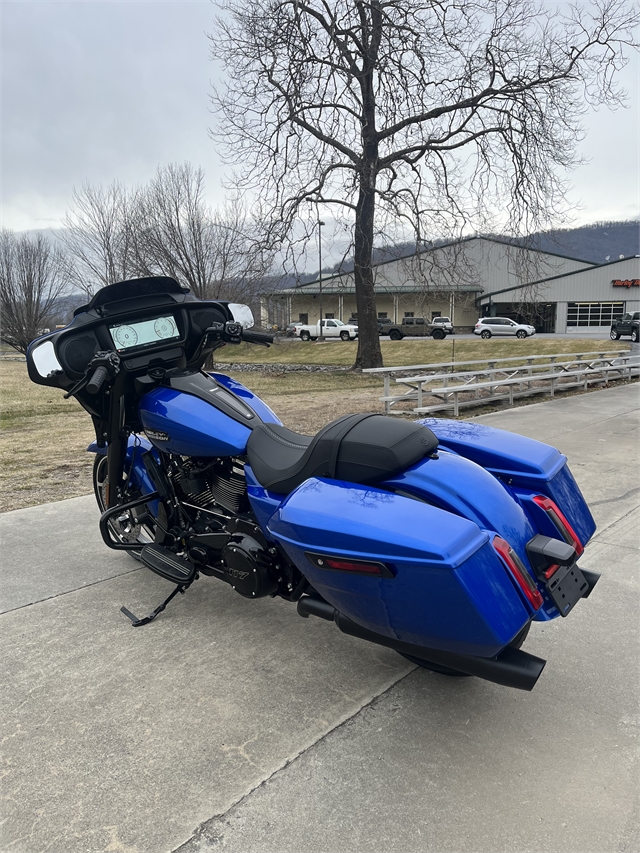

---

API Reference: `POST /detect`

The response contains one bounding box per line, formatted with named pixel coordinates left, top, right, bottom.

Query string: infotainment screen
left=109, top=315, right=180, bottom=351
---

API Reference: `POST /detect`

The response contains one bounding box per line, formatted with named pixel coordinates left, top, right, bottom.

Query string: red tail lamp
left=532, top=495, right=584, bottom=557
left=493, top=536, right=544, bottom=610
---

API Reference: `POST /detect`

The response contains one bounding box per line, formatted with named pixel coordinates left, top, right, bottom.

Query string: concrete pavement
left=1, top=383, right=638, bottom=853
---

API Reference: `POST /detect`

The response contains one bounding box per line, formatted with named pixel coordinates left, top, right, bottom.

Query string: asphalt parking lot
left=1, top=382, right=638, bottom=853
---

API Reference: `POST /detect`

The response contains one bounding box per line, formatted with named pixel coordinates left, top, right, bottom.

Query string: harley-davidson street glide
left=27, top=277, right=600, bottom=691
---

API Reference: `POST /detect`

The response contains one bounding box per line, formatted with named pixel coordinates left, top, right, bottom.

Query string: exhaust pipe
left=298, top=597, right=545, bottom=691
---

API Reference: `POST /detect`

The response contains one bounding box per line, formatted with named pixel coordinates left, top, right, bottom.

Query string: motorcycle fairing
left=266, top=477, right=531, bottom=657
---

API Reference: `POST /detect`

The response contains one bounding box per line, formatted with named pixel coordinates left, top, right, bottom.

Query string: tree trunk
left=353, top=176, right=382, bottom=369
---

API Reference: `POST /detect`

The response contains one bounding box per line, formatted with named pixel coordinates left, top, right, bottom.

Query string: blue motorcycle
left=27, top=277, right=599, bottom=691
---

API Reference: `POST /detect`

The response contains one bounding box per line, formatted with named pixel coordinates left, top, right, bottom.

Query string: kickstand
left=121, top=578, right=195, bottom=627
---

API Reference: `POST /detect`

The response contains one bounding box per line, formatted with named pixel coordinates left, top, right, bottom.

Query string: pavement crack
left=590, top=486, right=640, bottom=507
left=171, top=667, right=416, bottom=853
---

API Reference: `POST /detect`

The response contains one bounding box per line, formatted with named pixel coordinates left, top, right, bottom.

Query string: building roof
left=273, top=235, right=592, bottom=297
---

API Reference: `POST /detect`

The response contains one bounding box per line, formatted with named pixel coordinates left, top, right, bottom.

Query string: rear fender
left=419, top=418, right=596, bottom=546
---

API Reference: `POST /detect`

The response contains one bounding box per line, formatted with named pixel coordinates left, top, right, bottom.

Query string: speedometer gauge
left=112, top=325, right=138, bottom=348
left=154, top=317, right=177, bottom=339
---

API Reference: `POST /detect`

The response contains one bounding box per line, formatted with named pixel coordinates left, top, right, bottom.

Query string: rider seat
left=246, top=413, right=438, bottom=495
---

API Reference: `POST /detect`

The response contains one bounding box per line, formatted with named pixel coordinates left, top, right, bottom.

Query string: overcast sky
left=2, top=0, right=639, bottom=236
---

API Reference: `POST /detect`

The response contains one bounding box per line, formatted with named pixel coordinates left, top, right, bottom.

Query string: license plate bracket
left=547, top=564, right=589, bottom=616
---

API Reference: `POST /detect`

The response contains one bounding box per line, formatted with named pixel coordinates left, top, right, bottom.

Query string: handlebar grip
left=87, top=365, right=108, bottom=394
left=242, top=330, right=274, bottom=345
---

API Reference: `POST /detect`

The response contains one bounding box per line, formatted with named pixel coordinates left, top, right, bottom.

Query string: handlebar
left=242, top=329, right=274, bottom=345
left=87, top=365, right=109, bottom=395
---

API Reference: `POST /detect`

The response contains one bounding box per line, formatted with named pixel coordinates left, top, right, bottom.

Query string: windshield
left=334, top=319, right=345, bottom=326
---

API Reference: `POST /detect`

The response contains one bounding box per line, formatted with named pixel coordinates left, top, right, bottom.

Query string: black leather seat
left=246, top=413, right=438, bottom=494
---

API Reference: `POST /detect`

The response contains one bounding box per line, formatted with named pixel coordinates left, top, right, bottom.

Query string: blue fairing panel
left=267, top=478, right=530, bottom=656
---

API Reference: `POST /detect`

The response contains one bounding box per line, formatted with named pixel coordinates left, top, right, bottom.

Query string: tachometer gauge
left=154, top=317, right=177, bottom=339
left=113, top=325, right=138, bottom=348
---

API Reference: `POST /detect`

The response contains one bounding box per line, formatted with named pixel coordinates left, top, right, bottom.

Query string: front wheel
left=480, top=329, right=491, bottom=339
left=431, top=329, right=445, bottom=340
left=399, top=622, right=532, bottom=677
left=632, top=328, right=639, bottom=342
left=340, top=330, right=350, bottom=341
left=610, top=329, right=621, bottom=340
left=516, top=329, right=527, bottom=339
left=93, top=454, right=156, bottom=555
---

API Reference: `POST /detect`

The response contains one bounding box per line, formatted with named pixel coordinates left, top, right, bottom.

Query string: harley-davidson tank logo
left=145, top=429, right=170, bottom=443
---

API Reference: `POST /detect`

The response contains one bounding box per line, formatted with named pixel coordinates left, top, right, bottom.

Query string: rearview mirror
left=30, top=340, right=62, bottom=377
left=228, top=303, right=255, bottom=329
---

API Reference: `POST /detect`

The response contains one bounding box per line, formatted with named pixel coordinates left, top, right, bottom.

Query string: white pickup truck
left=299, top=319, right=358, bottom=341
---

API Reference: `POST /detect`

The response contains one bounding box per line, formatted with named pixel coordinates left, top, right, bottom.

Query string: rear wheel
left=516, top=329, right=527, bottom=339
left=481, top=329, right=491, bottom=339
left=300, top=331, right=311, bottom=341
left=610, top=329, right=621, bottom=340
left=399, top=622, right=532, bottom=677
left=93, top=454, right=156, bottom=556
left=632, top=328, right=639, bottom=342
left=340, top=330, right=350, bottom=341
left=389, top=329, right=403, bottom=341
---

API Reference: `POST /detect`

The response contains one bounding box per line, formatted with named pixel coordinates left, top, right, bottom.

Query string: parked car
left=283, top=322, right=304, bottom=337
left=432, top=316, right=454, bottom=334
left=474, top=317, right=536, bottom=339
left=298, top=319, right=358, bottom=341
left=387, top=317, right=450, bottom=340
left=610, top=311, right=640, bottom=342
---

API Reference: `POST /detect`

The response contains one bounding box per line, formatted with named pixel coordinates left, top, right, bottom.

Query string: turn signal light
left=493, top=536, right=544, bottom=610
left=532, top=495, right=584, bottom=557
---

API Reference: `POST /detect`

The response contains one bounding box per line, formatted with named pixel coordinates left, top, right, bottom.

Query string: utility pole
left=318, top=219, right=325, bottom=340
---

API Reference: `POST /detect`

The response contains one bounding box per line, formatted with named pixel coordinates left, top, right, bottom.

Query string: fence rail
left=364, top=350, right=639, bottom=416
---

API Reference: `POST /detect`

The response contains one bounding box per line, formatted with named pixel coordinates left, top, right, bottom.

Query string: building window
left=298, top=313, right=308, bottom=324
left=566, top=302, right=624, bottom=327
left=404, top=311, right=414, bottom=317
left=431, top=311, right=441, bottom=319
left=325, top=313, right=335, bottom=319
left=377, top=312, right=388, bottom=318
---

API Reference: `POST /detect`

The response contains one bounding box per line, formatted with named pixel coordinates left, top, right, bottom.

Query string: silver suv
left=474, top=317, right=536, bottom=339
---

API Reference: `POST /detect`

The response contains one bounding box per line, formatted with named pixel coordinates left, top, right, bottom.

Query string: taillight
left=532, top=495, right=584, bottom=557
left=493, top=536, right=544, bottom=610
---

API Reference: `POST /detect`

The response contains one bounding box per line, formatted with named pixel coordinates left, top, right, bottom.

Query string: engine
left=166, top=456, right=304, bottom=600
left=171, top=456, right=250, bottom=515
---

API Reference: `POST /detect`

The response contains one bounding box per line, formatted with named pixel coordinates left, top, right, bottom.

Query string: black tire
left=632, top=328, right=639, bottom=343
left=340, top=330, right=350, bottom=341
left=300, top=330, right=311, bottom=341
left=480, top=329, right=491, bottom=339
left=311, top=337, right=318, bottom=341
left=516, top=329, right=527, bottom=339
left=432, top=329, right=445, bottom=340
left=399, top=622, right=532, bottom=677
left=610, top=329, right=621, bottom=340
left=92, top=454, right=156, bottom=557
left=389, top=329, right=403, bottom=341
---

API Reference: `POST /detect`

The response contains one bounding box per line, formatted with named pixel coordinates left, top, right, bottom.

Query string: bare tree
left=62, top=181, right=139, bottom=296
left=134, top=163, right=273, bottom=304
left=0, top=230, right=69, bottom=354
left=211, top=0, right=638, bottom=368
